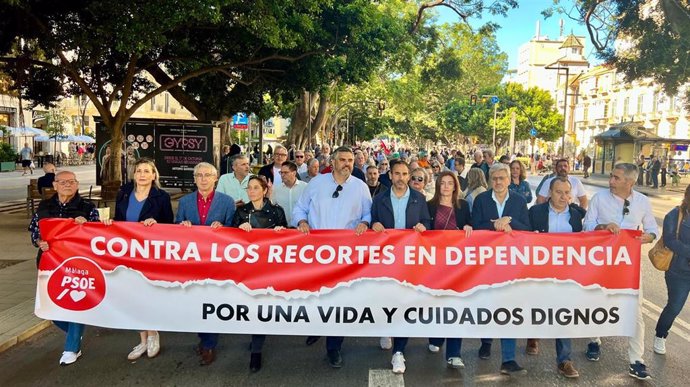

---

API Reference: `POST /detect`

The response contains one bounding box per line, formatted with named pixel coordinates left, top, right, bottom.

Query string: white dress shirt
left=271, top=180, right=308, bottom=226
left=583, top=189, right=658, bottom=235
left=538, top=175, right=587, bottom=205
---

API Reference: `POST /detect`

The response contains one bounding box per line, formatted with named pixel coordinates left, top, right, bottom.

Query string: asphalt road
left=0, top=165, right=98, bottom=202
left=0, top=173, right=687, bottom=386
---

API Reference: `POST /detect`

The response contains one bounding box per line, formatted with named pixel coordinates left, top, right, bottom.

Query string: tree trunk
left=288, top=90, right=310, bottom=149
left=311, top=91, right=329, bottom=146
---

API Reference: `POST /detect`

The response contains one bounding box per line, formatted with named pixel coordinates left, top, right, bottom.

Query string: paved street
left=0, top=170, right=688, bottom=386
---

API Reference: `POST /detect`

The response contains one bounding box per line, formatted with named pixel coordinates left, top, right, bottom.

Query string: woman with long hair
left=426, top=171, right=473, bottom=368
left=464, top=168, right=488, bottom=212
left=103, top=158, right=174, bottom=361
left=231, top=175, right=287, bottom=372
left=654, top=185, right=690, bottom=355
left=508, top=160, right=533, bottom=204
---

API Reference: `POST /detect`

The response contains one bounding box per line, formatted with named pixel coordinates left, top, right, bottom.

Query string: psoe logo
left=47, top=257, right=106, bottom=311
left=159, top=135, right=207, bottom=152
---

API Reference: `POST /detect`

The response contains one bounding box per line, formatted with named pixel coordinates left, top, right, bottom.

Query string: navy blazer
left=175, top=190, right=236, bottom=226
left=371, top=188, right=432, bottom=229
left=114, top=182, right=174, bottom=224
left=528, top=202, right=584, bottom=233
left=471, top=189, right=531, bottom=231
left=427, top=200, right=472, bottom=230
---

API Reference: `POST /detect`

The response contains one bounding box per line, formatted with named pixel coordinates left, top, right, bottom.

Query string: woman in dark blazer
left=104, top=158, right=173, bottom=361
left=231, top=175, right=287, bottom=372
left=426, top=171, right=473, bottom=368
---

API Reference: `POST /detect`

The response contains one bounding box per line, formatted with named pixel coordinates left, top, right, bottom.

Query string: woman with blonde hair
left=464, top=168, right=488, bottom=212
left=104, top=158, right=173, bottom=360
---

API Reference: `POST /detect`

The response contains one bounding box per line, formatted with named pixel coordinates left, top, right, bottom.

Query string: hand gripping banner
left=35, top=219, right=641, bottom=338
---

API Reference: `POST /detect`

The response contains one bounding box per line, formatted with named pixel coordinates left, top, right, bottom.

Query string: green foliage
left=44, top=108, right=68, bottom=136
left=0, top=142, right=17, bottom=162
left=440, top=83, right=563, bottom=145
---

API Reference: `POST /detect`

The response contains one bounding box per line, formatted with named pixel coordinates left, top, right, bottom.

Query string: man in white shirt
left=536, top=158, right=588, bottom=209
left=270, top=161, right=307, bottom=226
left=582, top=163, right=658, bottom=380
left=216, top=155, right=252, bottom=206
left=293, top=146, right=372, bottom=369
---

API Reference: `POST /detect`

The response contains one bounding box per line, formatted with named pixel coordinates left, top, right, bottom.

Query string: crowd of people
left=28, top=142, right=690, bottom=382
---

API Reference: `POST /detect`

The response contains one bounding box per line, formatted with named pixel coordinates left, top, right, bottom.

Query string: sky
left=436, top=0, right=602, bottom=69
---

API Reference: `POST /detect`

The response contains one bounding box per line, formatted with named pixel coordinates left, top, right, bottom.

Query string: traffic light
left=470, top=94, right=477, bottom=106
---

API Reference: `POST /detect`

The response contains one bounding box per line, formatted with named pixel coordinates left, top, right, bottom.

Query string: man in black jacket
left=28, top=170, right=100, bottom=366
left=528, top=176, right=584, bottom=379
left=258, top=144, right=288, bottom=184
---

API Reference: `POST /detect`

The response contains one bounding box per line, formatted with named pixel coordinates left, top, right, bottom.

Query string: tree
left=546, top=0, right=690, bottom=103
left=440, top=83, right=563, bottom=146
left=0, top=0, right=397, bottom=181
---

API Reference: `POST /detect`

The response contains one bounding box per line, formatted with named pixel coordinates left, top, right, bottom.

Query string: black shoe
left=478, top=342, right=491, bottom=360
left=500, top=360, right=526, bottom=375
left=306, top=336, right=321, bottom=346
left=628, top=361, right=651, bottom=380
left=250, top=353, right=262, bottom=373
left=327, top=350, right=343, bottom=368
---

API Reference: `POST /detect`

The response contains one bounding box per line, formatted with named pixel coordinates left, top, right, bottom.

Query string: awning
left=594, top=122, right=662, bottom=143
left=3, top=126, right=48, bottom=137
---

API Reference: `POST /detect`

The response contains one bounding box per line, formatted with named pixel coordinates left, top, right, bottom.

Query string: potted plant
left=0, top=142, right=17, bottom=172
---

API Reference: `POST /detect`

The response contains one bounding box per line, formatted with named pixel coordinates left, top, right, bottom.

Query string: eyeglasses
left=55, top=179, right=78, bottom=186
left=275, top=153, right=288, bottom=157
left=194, top=173, right=215, bottom=179
left=410, top=176, right=424, bottom=183
left=432, top=165, right=440, bottom=169
left=295, top=155, right=305, bottom=158
left=623, top=199, right=630, bottom=216
left=332, top=185, right=343, bottom=198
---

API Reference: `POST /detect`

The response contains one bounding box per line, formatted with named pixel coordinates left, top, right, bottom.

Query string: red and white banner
left=35, top=219, right=641, bottom=338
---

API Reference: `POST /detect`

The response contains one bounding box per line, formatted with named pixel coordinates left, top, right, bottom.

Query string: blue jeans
left=556, top=339, right=572, bottom=364
left=392, top=337, right=408, bottom=353
left=429, top=338, right=462, bottom=358
left=198, top=333, right=219, bottom=350
left=656, top=271, right=690, bottom=338
left=53, top=321, right=84, bottom=352
left=501, top=339, right=517, bottom=362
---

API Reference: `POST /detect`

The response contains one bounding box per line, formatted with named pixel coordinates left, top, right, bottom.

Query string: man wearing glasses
left=28, top=170, right=100, bottom=366
left=175, top=162, right=236, bottom=365
left=583, top=163, right=658, bottom=380
left=294, top=150, right=307, bottom=176
left=259, top=144, right=289, bottom=185
left=271, top=161, right=307, bottom=226
left=292, top=146, right=372, bottom=368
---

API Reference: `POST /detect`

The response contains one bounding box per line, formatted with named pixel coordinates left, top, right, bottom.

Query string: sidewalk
left=0, top=213, right=50, bottom=353
left=576, top=173, right=686, bottom=200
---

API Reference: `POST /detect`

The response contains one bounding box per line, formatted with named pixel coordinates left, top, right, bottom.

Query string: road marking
left=368, top=369, right=404, bottom=387
left=640, top=299, right=690, bottom=342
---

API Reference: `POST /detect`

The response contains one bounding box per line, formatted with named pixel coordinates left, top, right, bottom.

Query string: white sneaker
left=654, top=336, right=666, bottom=355
left=391, top=352, right=406, bottom=374
left=428, top=344, right=440, bottom=353
left=147, top=334, right=160, bottom=358
left=379, top=337, right=392, bottom=350
left=59, top=351, right=82, bottom=365
left=127, top=343, right=147, bottom=360
left=447, top=357, right=465, bottom=369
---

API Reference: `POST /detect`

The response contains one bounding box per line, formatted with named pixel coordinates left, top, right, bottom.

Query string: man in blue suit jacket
left=471, top=163, right=531, bottom=375
left=527, top=175, right=584, bottom=378
left=175, top=162, right=236, bottom=366
left=371, top=159, right=431, bottom=375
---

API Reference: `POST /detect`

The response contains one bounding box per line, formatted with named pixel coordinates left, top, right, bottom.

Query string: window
left=150, top=96, right=156, bottom=110
left=623, top=97, right=629, bottom=118
left=583, top=106, right=588, bottom=121
left=164, top=94, right=170, bottom=113
left=637, top=94, right=644, bottom=114
left=611, top=99, right=617, bottom=118
left=652, top=92, right=658, bottom=113
left=603, top=102, right=609, bottom=118
left=0, top=113, right=9, bottom=126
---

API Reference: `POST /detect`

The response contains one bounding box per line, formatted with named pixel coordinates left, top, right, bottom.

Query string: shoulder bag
left=649, top=208, right=684, bottom=271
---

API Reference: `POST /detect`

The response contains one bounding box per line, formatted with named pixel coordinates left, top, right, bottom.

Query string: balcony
left=594, top=118, right=608, bottom=127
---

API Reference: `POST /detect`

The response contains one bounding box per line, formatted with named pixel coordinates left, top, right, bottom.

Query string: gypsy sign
left=35, top=219, right=641, bottom=338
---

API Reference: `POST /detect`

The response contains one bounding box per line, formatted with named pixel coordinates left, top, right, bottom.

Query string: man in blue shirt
left=293, top=146, right=372, bottom=368
left=370, top=159, right=431, bottom=374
